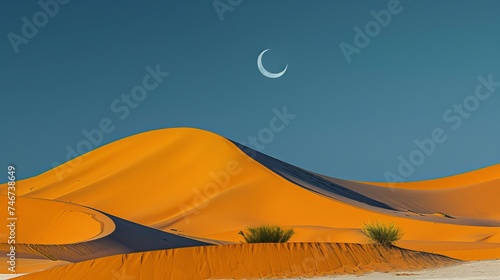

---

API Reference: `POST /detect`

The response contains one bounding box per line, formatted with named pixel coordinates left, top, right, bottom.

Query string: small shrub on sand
left=239, top=225, right=295, bottom=243
left=361, top=221, right=402, bottom=246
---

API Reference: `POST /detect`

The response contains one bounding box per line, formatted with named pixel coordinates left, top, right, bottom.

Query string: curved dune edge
left=0, top=195, right=115, bottom=245
left=0, top=195, right=209, bottom=266
left=15, top=243, right=457, bottom=280
left=0, top=203, right=210, bottom=265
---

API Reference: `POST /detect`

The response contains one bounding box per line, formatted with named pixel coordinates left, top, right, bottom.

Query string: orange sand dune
left=324, top=176, right=500, bottom=221
left=244, top=148, right=500, bottom=221
left=15, top=243, right=457, bottom=280
left=367, top=164, right=500, bottom=190
left=1, top=128, right=499, bottom=261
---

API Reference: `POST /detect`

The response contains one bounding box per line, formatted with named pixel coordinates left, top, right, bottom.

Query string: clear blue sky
left=1, top=0, right=499, bottom=183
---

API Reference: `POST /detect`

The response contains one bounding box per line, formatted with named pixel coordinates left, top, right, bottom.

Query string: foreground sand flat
left=279, top=259, right=500, bottom=280
left=3, top=261, right=500, bottom=280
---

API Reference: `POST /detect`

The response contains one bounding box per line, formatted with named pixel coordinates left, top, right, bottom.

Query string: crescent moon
left=257, top=49, right=288, bottom=78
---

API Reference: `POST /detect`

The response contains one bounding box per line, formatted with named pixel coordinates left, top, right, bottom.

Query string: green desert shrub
left=361, top=221, right=402, bottom=246
left=239, top=225, right=295, bottom=243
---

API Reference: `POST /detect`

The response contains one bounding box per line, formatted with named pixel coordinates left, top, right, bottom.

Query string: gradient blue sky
left=1, top=0, right=500, bottom=183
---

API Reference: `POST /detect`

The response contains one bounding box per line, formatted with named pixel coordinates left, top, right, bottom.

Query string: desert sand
left=1, top=128, right=499, bottom=279
left=279, top=260, right=500, bottom=279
